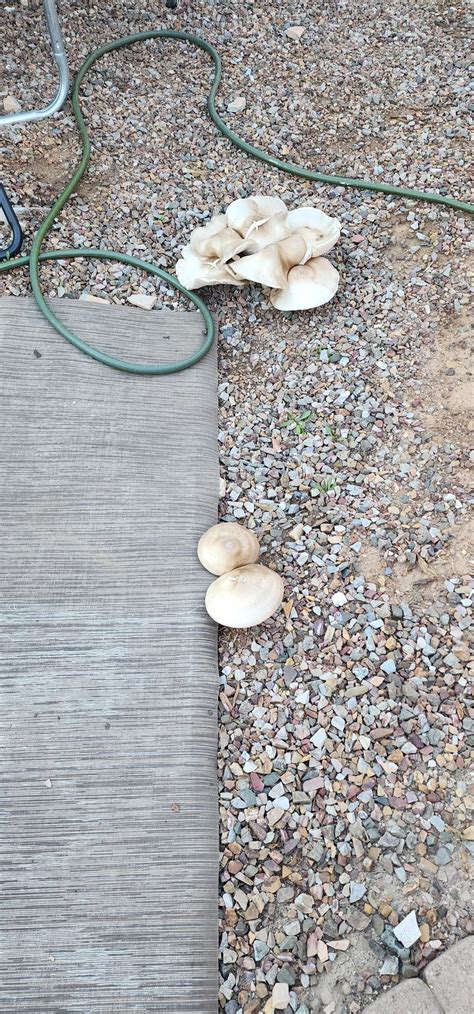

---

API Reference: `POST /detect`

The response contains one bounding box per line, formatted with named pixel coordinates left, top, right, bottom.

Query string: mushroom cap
left=233, top=234, right=307, bottom=288
left=190, top=214, right=248, bottom=263
left=287, top=207, right=341, bottom=256
left=176, top=247, right=246, bottom=289
left=197, top=522, right=260, bottom=575
left=226, top=196, right=288, bottom=238
left=270, top=256, right=340, bottom=311
left=242, top=212, right=291, bottom=251
left=205, top=564, right=284, bottom=628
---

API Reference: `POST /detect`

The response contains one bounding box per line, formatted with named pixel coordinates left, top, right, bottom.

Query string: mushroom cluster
left=175, top=196, right=341, bottom=311
left=198, top=522, right=284, bottom=628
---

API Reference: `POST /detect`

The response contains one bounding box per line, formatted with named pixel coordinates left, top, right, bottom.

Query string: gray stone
left=363, top=979, right=443, bottom=1013
left=239, top=788, right=257, bottom=806
left=281, top=935, right=298, bottom=950
left=423, top=936, right=474, bottom=1014
left=402, top=683, right=419, bottom=702
left=433, top=847, right=452, bottom=866
left=253, top=939, right=269, bottom=961
left=381, top=659, right=397, bottom=675
left=381, top=928, right=410, bottom=959
left=277, top=966, right=296, bottom=986
left=443, top=652, right=460, bottom=667
left=350, top=882, right=367, bottom=903
left=380, top=955, right=399, bottom=975
left=379, top=832, right=401, bottom=849
left=402, top=963, right=419, bottom=978
left=295, top=893, right=314, bottom=914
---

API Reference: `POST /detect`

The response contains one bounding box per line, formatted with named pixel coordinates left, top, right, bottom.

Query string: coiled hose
left=1, top=30, right=473, bottom=374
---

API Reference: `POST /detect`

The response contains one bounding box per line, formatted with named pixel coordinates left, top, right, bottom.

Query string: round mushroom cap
left=205, top=564, right=284, bottom=628
left=270, top=256, right=339, bottom=311
left=197, top=522, right=260, bottom=576
left=226, top=195, right=288, bottom=238
left=287, top=207, right=341, bottom=256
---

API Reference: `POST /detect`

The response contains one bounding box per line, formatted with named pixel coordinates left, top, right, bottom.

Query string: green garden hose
left=1, top=30, right=473, bottom=375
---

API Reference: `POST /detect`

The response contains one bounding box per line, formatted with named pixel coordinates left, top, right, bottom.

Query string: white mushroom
left=197, top=522, right=260, bottom=575
left=242, top=212, right=292, bottom=251
left=226, top=196, right=288, bottom=238
left=205, top=564, right=284, bottom=628
left=233, top=234, right=307, bottom=289
left=270, top=256, right=340, bottom=311
left=174, top=198, right=342, bottom=301
left=190, top=214, right=248, bottom=263
left=287, top=207, right=341, bottom=256
left=175, top=247, right=245, bottom=289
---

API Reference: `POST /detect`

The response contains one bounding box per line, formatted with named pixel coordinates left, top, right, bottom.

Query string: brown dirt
left=357, top=518, right=474, bottom=604
left=383, top=219, right=442, bottom=280
left=417, top=307, right=474, bottom=450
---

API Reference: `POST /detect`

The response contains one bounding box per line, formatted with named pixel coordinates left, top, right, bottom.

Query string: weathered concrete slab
left=423, top=936, right=474, bottom=1014
left=363, top=979, right=443, bottom=1014
left=0, top=297, right=218, bottom=1012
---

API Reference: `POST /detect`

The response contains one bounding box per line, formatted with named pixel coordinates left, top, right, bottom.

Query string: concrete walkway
left=0, top=299, right=219, bottom=1013
left=364, top=937, right=473, bottom=1014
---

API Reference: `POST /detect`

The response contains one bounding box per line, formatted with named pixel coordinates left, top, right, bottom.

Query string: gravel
left=2, top=1, right=472, bottom=1012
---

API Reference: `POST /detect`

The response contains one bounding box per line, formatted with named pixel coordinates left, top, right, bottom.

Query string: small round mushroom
left=205, top=564, right=284, bottom=628
left=197, top=522, right=260, bottom=575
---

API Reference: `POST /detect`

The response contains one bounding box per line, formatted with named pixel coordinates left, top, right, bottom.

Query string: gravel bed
left=2, top=1, right=473, bottom=1012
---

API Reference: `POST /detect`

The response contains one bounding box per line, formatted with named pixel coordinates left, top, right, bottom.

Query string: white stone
left=394, top=911, right=421, bottom=948
left=227, top=96, right=246, bottom=113
left=127, top=293, right=157, bottom=310
left=272, top=982, right=290, bottom=1009
left=285, top=26, right=306, bottom=41
left=332, top=591, right=347, bottom=607
left=312, top=728, right=327, bottom=749
left=79, top=293, right=110, bottom=304
left=3, top=95, right=21, bottom=113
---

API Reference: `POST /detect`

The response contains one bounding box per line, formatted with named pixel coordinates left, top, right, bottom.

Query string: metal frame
left=1, top=0, right=69, bottom=126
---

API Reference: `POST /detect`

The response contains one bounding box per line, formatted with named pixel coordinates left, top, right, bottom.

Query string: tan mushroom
left=270, top=256, right=339, bottom=311
left=226, top=195, right=288, bottom=238
left=287, top=207, right=341, bottom=256
left=190, top=214, right=248, bottom=263
left=175, top=247, right=245, bottom=289
left=197, top=522, right=260, bottom=576
left=233, top=234, right=307, bottom=289
left=242, top=212, right=292, bottom=251
left=205, top=564, right=284, bottom=628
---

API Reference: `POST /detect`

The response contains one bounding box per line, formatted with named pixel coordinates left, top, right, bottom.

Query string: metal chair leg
left=0, top=0, right=69, bottom=126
